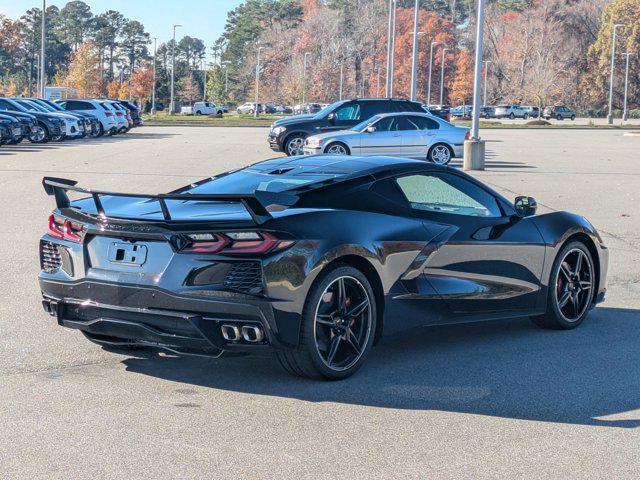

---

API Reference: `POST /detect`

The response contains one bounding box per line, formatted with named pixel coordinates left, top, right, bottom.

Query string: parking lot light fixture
left=385, top=0, right=396, bottom=98
left=40, top=0, right=46, bottom=98
left=151, top=37, right=157, bottom=115
left=255, top=46, right=265, bottom=118
left=302, top=52, right=310, bottom=104
left=169, top=24, right=182, bottom=115
left=622, top=52, right=635, bottom=122
left=427, top=41, right=441, bottom=107
left=409, top=0, right=420, bottom=101
left=483, top=60, right=491, bottom=106
left=439, top=48, right=450, bottom=106
left=464, top=0, right=486, bottom=171
left=607, top=23, right=624, bottom=125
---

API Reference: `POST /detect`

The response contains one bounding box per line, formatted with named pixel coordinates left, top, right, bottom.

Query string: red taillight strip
left=224, top=232, right=279, bottom=254
left=47, top=215, right=83, bottom=243
left=182, top=232, right=291, bottom=255
left=187, top=234, right=230, bottom=253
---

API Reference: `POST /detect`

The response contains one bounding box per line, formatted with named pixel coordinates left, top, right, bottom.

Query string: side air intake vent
left=40, top=240, right=62, bottom=273
left=223, top=262, right=263, bottom=294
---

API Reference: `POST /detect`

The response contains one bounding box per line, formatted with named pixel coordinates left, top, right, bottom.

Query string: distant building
left=44, top=87, right=78, bottom=101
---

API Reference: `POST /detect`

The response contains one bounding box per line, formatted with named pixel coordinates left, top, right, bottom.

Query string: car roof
left=375, top=111, right=439, bottom=120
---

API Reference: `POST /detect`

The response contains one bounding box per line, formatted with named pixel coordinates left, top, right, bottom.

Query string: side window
left=395, top=116, right=418, bottom=131
left=372, top=116, right=398, bottom=132
left=0, top=100, right=16, bottom=111
left=334, top=104, right=361, bottom=121
left=407, top=116, right=439, bottom=130
left=396, top=173, right=502, bottom=217
left=399, top=101, right=424, bottom=113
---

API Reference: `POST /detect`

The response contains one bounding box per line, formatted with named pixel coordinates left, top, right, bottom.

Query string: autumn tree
left=449, top=49, right=474, bottom=105
left=178, top=73, right=201, bottom=104
left=60, top=41, right=104, bottom=97
left=130, top=62, right=154, bottom=104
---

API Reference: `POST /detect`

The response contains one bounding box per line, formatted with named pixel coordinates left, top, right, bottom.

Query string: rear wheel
left=276, top=265, right=377, bottom=380
left=324, top=142, right=350, bottom=155
left=523, top=113, right=529, bottom=120
left=509, top=112, right=515, bottom=119
left=557, top=114, right=563, bottom=121
left=570, top=114, right=576, bottom=121
left=427, top=143, right=453, bottom=165
left=531, top=241, right=595, bottom=330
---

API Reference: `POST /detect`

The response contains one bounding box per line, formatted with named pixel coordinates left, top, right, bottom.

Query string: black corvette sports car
left=38, top=156, right=608, bottom=379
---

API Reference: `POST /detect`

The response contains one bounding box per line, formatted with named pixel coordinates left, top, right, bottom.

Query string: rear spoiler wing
left=42, top=176, right=297, bottom=225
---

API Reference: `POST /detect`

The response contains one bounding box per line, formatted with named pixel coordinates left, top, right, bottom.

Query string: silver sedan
left=302, top=112, right=469, bottom=165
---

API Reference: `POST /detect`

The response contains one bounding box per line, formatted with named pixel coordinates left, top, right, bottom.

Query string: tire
left=284, top=134, right=306, bottom=156
left=531, top=241, right=595, bottom=330
left=523, top=113, right=529, bottom=120
left=509, top=113, right=515, bottom=119
left=195, top=110, right=202, bottom=115
left=50, top=134, right=65, bottom=142
left=94, top=123, right=104, bottom=137
left=29, top=124, right=48, bottom=143
left=276, top=264, right=377, bottom=380
left=570, top=114, right=575, bottom=121
left=324, top=142, right=350, bottom=155
left=557, top=114, right=563, bottom=121
left=427, top=143, right=453, bottom=165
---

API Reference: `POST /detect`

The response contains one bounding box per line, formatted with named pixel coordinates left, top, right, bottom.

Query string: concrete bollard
left=463, top=139, right=486, bottom=171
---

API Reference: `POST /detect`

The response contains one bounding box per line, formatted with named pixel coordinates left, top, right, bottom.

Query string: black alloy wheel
left=532, top=241, right=594, bottom=329
left=276, top=265, right=376, bottom=380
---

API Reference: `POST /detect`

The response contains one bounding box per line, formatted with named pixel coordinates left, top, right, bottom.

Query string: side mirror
left=327, top=112, right=335, bottom=122
left=365, top=125, right=375, bottom=133
left=514, top=196, right=537, bottom=217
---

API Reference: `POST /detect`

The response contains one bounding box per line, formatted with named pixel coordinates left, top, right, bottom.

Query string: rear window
left=186, top=170, right=337, bottom=194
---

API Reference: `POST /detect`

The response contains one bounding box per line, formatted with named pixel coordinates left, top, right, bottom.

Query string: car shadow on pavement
left=0, top=133, right=177, bottom=153
left=122, top=306, right=640, bottom=429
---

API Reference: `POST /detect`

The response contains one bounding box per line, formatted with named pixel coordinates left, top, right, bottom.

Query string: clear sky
left=3, top=0, right=245, bottom=59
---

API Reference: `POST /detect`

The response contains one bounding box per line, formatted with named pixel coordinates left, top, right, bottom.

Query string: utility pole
left=389, top=2, right=396, bottom=97
left=463, top=0, right=486, bottom=171
left=254, top=45, right=264, bottom=118
left=151, top=37, right=157, bottom=114
left=427, top=41, right=441, bottom=107
left=170, top=24, right=182, bottom=115
left=385, top=0, right=394, bottom=98
left=607, top=24, right=624, bottom=125
left=409, top=0, right=419, bottom=101
left=439, top=48, right=449, bottom=106
left=39, top=0, right=46, bottom=97
left=622, top=52, right=635, bottom=122
left=302, top=52, right=310, bottom=104
left=202, top=60, right=207, bottom=102
left=376, top=67, right=381, bottom=98
left=483, top=60, right=491, bottom=106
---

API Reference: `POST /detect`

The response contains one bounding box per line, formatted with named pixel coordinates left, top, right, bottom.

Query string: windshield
left=31, top=100, right=57, bottom=112
left=352, top=115, right=380, bottom=132
left=16, top=100, right=45, bottom=112
left=186, top=170, right=337, bottom=194
left=313, top=100, right=347, bottom=119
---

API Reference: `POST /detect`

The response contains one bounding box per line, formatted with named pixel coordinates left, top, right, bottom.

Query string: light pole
left=169, top=24, right=182, bottom=115
left=254, top=45, right=264, bottom=118
left=202, top=59, right=207, bottom=101
left=389, top=1, right=397, bottom=97
left=151, top=37, right=157, bottom=114
left=339, top=61, right=344, bottom=100
left=622, top=52, right=635, bottom=121
left=464, top=0, right=486, bottom=171
left=483, top=60, right=491, bottom=106
left=426, top=41, right=441, bottom=107
left=39, top=0, right=46, bottom=97
left=409, top=0, right=420, bottom=101
left=607, top=23, right=624, bottom=125
left=385, top=0, right=395, bottom=98
left=302, top=52, right=310, bottom=104
left=439, top=48, right=449, bottom=106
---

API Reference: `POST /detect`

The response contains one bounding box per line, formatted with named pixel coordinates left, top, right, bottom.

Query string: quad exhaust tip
left=241, top=325, right=264, bottom=343
left=220, top=324, right=264, bottom=343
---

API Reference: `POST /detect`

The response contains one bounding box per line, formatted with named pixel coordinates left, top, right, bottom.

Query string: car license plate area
left=108, top=242, right=148, bottom=266
left=87, top=236, right=173, bottom=274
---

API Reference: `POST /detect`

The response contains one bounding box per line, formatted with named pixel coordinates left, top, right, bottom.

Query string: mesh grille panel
left=40, top=240, right=62, bottom=273
left=224, top=262, right=263, bottom=294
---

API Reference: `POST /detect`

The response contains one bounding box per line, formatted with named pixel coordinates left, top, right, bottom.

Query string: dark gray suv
left=543, top=105, right=576, bottom=121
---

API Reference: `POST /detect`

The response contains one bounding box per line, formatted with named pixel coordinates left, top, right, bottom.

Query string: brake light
left=182, top=231, right=293, bottom=255
left=465, top=131, right=470, bottom=140
left=47, top=215, right=83, bottom=243
left=105, top=112, right=113, bottom=117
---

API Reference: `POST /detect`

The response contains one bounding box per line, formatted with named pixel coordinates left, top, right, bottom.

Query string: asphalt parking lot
left=1, top=127, right=639, bottom=479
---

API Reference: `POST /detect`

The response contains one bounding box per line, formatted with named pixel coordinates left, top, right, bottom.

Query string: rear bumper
left=39, top=278, right=295, bottom=356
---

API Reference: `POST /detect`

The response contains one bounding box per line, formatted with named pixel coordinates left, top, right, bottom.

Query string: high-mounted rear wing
left=42, top=177, right=298, bottom=225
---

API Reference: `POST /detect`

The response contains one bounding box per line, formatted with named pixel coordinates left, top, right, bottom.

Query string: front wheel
left=324, top=142, right=350, bottom=155
left=531, top=241, right=595, bottom=330
left=427, top=144, right=452, bottom=165
left=284, top=134, right=306, bottom=156
left=276, top=265, right=377, bottom=380
left=557, top=114, right=563, bottom=121
left=523, top=113, right=529, bottom=120
left=509, top=113, right=515, bottom=119
left=29, top=124, right=48, bottom=143
left=570, top=114, right=576, bottom=121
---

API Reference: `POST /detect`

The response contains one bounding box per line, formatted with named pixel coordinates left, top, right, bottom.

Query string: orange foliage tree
left=449, top=50, right=474, bottom=105
left=61, top=42, right=105, bottom=98
left=130, top=63, right=154, bottom=104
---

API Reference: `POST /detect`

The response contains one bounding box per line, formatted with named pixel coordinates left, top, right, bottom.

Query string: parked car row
left=0, top=96, right=142, bottom=145
left=268, top=97, right=469, bottom=165
left=446, top=103, right=576, bottom=121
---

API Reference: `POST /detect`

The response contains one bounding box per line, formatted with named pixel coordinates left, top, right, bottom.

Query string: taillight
left=182, top=231, right=293, bottom=255
left=105, top=112, right=113, bottom=117
left=465, top=131, right=470, bottom=140
left=47, top=215, right=83, bottom=243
